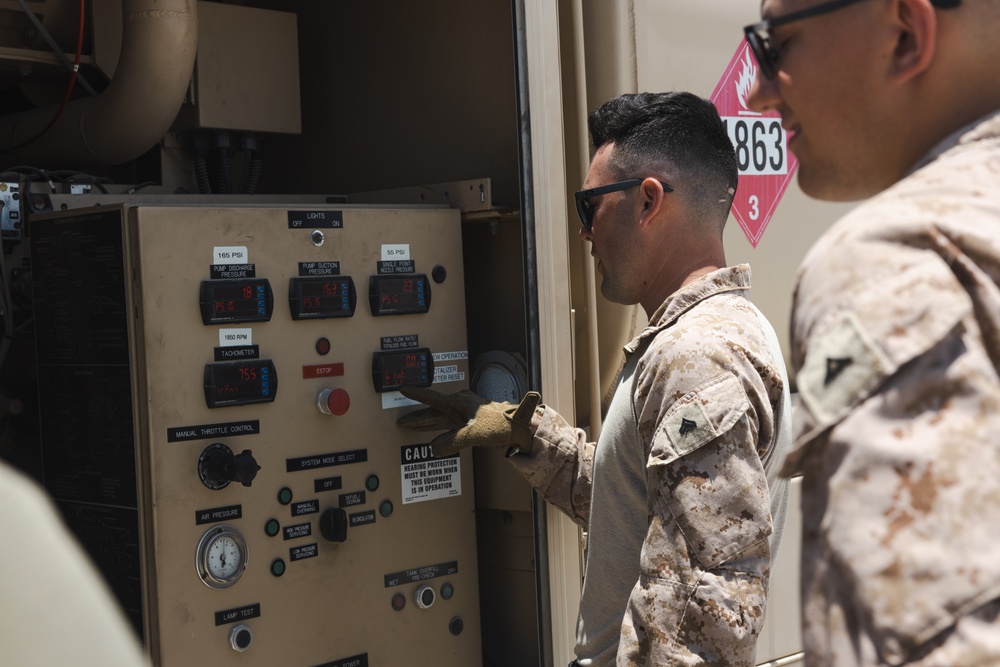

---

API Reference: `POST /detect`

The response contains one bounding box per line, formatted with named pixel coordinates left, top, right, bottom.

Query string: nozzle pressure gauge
left=196, top=524, right=248, bottom=589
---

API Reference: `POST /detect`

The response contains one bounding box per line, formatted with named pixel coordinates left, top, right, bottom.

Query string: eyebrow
left=759, top=0, right=782, bottom=21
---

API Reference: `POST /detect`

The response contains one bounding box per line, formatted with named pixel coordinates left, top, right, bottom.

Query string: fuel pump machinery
left=30, top=203, right=480, bottom=666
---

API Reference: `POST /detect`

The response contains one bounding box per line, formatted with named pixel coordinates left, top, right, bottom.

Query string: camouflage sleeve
left=505, top=406, right=594, bottom=527
left=620, top=327, right=775, bottom=665
left=787, top=238, right=1000, bottom=662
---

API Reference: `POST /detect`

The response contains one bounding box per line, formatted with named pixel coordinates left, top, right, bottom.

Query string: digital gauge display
left=368, top=275, right=430, bottom=316
left=372, top=348, right=433, bottom=392
left=200, top=279, right=274, bottom=325
left=204, top=359, right=278, bottom=408
left=288, top=276, right=357, bottom=320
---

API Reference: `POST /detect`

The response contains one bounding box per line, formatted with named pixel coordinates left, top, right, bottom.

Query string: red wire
left=6, top=0, right=86, bottom=155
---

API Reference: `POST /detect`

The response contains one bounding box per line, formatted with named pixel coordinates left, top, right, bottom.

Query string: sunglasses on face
left=574, top=178, right=674, bottom=231
left=743, top=0, right=961, bottom=80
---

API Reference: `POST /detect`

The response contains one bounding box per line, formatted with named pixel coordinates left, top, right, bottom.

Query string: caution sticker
left=400, top=444, right=461, bottom=504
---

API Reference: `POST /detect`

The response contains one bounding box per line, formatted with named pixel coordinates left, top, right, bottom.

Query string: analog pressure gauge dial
left=196, top=525, right=248, bottom=589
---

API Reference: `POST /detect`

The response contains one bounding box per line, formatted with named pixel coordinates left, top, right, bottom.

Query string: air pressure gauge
left=196, top=524, right=248, bottom=589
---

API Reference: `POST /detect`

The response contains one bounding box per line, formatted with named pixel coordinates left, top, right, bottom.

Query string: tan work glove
left=397, top=386, right=542, bottom=458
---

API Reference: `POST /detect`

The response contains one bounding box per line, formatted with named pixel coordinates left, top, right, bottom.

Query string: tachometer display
left=204, top=359, right=278, bottom=408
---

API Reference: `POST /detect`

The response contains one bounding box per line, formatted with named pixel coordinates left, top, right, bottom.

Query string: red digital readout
left=205, top=359, right=277, bottom=408
left=372, top=348, right=431, bottom=392
left=383, top=353, right=422, bottom=384
left=216, top=366, right=259, bottom=395
left=214, top=285, right=256, bottom=313
left=303, top=281, right=341, bottom=309
left=200, top=279, right=272, bottom=325
left=379, top=279, right=416, bottom=307
left=290, top=277, right=354, bottom=320
left=371, top=276, right=428, bottom=316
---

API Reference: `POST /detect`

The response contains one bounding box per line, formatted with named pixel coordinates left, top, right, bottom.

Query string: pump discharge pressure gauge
left=196, top=525, right=248, bottom=589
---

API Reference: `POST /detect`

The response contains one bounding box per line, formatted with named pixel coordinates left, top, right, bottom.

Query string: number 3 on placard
left=748, top=195, right=760, bottom=221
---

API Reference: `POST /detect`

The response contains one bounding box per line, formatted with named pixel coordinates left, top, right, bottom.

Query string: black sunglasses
left=574, top=178, right=673, bottom=231
left=744, top=0, right=961, bottom=80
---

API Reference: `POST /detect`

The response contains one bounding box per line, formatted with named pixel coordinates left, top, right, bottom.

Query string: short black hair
left=588, top=91, right=738, bottom=223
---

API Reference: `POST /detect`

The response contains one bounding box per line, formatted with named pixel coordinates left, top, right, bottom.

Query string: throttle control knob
left=199, top=443, right=261, bottom=490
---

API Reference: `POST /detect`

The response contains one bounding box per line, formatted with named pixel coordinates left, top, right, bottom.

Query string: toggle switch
left=316, top=387, right=350, bottom=416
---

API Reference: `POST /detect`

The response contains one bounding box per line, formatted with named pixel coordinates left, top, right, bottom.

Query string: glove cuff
left=502, top=391, right=542, bottom=457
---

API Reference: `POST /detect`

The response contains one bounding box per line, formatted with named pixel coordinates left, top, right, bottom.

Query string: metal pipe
left=581, top=0, right=642, bottom=416
left=0, top=0, right=197, bottom=167
left=570, top=0, right=603, bottom=439
left=758, top=652, right=806, bottom=666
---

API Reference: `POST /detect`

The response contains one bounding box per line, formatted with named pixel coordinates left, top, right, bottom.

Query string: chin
left=599, top=282, right=634, bottom=306
left=599, top=282, right=621, bottom=304
left=797, top=165, right=879, bottom=203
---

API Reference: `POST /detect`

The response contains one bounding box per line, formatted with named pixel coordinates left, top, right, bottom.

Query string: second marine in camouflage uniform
left=783, top=112, right=1000, bottom=666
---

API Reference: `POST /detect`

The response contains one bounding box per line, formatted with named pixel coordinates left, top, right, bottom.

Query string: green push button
left=379, top=500, right=394, bottom=518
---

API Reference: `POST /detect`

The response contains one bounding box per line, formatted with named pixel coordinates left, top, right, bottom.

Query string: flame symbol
left=735, top=49, right=757, bottom=111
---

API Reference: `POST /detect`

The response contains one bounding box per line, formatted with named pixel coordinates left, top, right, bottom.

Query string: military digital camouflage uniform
left=508, top=265, right=793, bottom=666
left=784, top=111, right=1000, bottom=666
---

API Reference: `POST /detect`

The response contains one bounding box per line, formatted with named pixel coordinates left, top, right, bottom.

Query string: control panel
left=30, top=204, right=479, bottom=666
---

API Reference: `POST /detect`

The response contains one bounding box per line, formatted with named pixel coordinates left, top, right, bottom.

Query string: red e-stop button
left=316, top=387, right=350, bottom=416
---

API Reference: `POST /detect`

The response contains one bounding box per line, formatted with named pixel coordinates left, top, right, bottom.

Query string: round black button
left=316, top=337, right=331, bottom=355
left=416, top=585, right=435, bottom=609
left=449, top=616, right=464, bottom=636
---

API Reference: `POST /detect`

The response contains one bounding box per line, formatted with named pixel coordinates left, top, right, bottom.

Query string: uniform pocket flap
left=650, top=373, right=750, bottom=468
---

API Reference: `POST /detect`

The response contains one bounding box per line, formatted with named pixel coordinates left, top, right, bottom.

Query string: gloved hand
left=397, top=386, right=542, bottom=458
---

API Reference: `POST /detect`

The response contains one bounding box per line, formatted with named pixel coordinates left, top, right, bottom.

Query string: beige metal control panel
left=31, top=204, right=480, bottom=666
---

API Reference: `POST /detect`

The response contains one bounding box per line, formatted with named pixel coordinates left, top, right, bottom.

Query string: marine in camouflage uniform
left=398, top=92, right=793, bottom=666
left=744, top=0, right=1000, bottom=662
left=509, top=264, right=792, bottom=665
left=782, top=113, right=1000, bottom=665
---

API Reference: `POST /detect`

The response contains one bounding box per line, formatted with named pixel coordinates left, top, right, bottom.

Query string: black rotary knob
left=198, top=443, right=261, bottom=490
left=319, top=507, right=348, bottom=543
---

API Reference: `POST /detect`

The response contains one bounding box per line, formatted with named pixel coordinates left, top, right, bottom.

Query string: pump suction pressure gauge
left=196, top=524, right=248, bottom=589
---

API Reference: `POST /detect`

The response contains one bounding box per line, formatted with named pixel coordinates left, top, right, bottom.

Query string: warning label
left=400, top=444, right=461, bottom=505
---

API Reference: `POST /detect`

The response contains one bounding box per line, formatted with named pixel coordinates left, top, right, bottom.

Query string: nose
left=747, top=72, right=779, bottom=114
left=578, top=224, right=592, bottom=242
